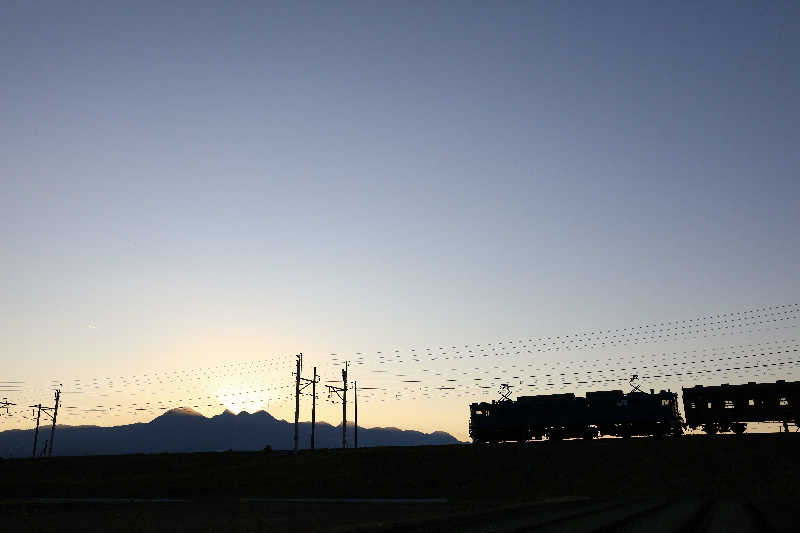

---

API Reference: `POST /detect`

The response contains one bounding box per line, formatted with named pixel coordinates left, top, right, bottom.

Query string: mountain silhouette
left=0, top=408, right=461, bottom=457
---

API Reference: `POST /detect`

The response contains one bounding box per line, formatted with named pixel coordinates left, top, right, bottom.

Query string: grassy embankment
left=1, top=434, right=797, bottom=502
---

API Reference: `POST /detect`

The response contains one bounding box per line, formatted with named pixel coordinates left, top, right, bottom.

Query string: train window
left=661, top=399, right=670, bottom=406
left=779, top=398, right=789, bottom=407
left=724, top=400, right=734, bottom=409
left=707, top=402, right=712, bottom=409
left=748, top=399, right=755, bottom=406
left=689, top=402, right=695, bottom=409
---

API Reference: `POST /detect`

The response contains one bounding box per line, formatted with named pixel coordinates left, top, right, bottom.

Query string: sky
left=2, top=2, right=799, bottom=441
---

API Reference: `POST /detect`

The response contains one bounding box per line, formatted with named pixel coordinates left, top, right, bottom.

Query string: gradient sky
left=2, top=2, right=799, bottom=441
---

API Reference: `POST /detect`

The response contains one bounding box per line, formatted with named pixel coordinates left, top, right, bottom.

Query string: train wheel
left=733, top=423, right=746, bottom=435
left=703, top=423, right=718, bottom=435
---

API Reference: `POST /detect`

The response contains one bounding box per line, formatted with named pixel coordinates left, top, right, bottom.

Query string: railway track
left=383, top=498, right=787, bottom=532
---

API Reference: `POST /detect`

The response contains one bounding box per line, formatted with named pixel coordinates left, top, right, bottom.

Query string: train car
left=469, top=388, right=682, bottom=443
left=682, top=380, right=800, bottom=434
left=515, top=393, right=589, bottom=440
left=586, top=389, right=682, bottom=438
left=469, top=393, right=587, bottom=443
left=468, top=396, right=531, bottom=443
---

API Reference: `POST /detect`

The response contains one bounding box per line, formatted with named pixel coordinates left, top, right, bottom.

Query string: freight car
left=469, top=388, right=682, bottom=443
left=682, top=380, right=800, bottom=434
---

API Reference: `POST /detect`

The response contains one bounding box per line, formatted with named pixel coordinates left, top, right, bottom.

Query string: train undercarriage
left=693, top=419, right=800, bottom=435
left=472, top=420, right=683, bottom=444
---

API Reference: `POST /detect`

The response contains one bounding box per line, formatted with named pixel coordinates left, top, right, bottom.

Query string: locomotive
left=469, top=386, right=683, bottom=443
left=469, top=379, right=800, bottom=442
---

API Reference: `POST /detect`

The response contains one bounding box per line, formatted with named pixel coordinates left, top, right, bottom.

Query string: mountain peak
left=163, top=406, right=204, bottom=417
left=212, top=409, right=277, bottom=422
left=149, top=407, right=205, bottom=423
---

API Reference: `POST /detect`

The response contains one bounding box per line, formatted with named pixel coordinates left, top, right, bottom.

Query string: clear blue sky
left=2, top=2, right=799, bottom=438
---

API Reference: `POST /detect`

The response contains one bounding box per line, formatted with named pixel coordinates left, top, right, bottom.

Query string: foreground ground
left=1, top=434, right=798, bottom=531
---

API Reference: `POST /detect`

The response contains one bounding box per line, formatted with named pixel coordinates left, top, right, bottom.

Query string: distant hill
left=0, top=408, right=462, bottom=457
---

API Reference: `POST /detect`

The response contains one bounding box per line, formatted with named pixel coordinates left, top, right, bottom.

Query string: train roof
left=682, top=380, right=800, bottom=394
left=517, top=393, right=576, bottom=402
left=585, top=390, right=624, bottom=398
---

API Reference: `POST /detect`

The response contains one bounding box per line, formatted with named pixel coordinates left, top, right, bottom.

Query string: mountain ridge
left=0, top=408, right=462, bottom=457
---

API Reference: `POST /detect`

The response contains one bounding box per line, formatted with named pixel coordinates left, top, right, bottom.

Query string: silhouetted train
left=470, top=388, right=683, bottom=442
left=469, top=380, right=799, bottom=443
left=682, top=380, right=800, bottom=435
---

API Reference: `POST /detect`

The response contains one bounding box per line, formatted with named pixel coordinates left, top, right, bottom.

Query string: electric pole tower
left=326, top=361, right=349, bottom=449
left=292, top=353, right=320, bottom=452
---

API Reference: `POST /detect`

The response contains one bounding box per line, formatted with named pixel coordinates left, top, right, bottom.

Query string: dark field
left=1, top=434, right=798, bottom=532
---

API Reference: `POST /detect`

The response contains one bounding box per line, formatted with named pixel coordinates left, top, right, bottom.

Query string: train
left=469, top=379, right=799, bottom=443
left=682, top=380, right=800, bottom=435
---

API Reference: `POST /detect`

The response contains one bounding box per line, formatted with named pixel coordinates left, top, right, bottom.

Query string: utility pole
left=342, top=363, right=348, bottom=449
left=30, top=404, right=42, bottom=458
left=29, top=386, right=61, bottom=458
left=48, top=388, right=60, bottom=457
left=326, top=361, right=349, bottom=449
left=310, top=366, right=318, bottom=450
left=292, top=353, right=320, bottom=452
left=0, top=398, right=16, bottom=415
left=293, top=353, right=302, bottom=453
left=354, top=381, right=358, bottom=449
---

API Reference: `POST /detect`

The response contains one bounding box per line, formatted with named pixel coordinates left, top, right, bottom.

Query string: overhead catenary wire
left=1, top=304, right=798, bottom=432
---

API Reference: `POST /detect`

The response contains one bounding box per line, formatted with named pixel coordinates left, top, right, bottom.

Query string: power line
left=3, top=342, right=798, bottom=423
left=7, top=304, right=795, bottom=412
left=1, top=303, right=798, bottom=436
